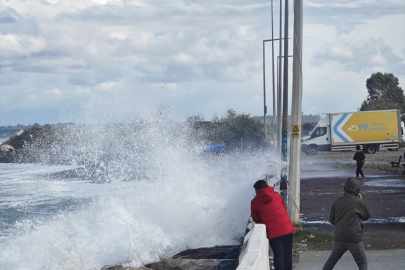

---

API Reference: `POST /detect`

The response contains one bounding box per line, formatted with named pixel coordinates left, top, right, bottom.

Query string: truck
left=301, top=109, right=403, bottom=154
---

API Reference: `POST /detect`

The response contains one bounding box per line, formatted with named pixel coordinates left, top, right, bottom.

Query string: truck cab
left=301, top=115, right=330, bottom=155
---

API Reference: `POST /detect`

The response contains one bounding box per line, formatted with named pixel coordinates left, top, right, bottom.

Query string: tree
left=187, top=109, right=264, bottom=145
left=360, top=72, right=405, bottom=120
left=186, top=115, right=204, bottom=127
left=206, top=109, right=263, bottom=144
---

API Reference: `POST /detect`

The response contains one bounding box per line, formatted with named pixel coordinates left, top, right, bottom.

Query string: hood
left=255, top=186, right=274, bottom=203
left=301, top=135, right=310, bottom=141
left=344, top=177, right=360, bottom=196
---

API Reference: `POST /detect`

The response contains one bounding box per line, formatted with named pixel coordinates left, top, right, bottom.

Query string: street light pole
left=271, top=0, right=276, bottom=146
left=276, top=54, right=292, bottom=156
left=277, top=0, right=283, bottom=155
left=281, top=0, right=289, bottom=193
left=263, top=38, right=283, bottom=143
left=263, top=40, right=267, bottom=141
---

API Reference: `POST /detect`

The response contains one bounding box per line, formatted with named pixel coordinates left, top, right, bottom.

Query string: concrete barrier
left=236, top=224, right=269, bottom=270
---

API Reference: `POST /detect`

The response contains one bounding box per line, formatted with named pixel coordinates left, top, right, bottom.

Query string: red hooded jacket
left=251, top=186, right=295, bottom=239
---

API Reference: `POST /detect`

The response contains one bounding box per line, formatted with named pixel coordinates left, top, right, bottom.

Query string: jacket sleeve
left=360, top=201, right=371, bottom=221
left=328, top=203, right=335, bottom=225
left=251, top=201, right=261, bottom=223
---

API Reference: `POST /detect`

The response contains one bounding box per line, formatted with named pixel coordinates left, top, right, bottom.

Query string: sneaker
left=362, top=177, right=366, bottom=181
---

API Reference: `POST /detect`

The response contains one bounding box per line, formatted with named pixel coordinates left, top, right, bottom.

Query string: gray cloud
left=304, top=1, right=404, bottom=34
left=0, top=0, right=403, bottom=125
left=312, top=38, right=404, bottom=76
left=68, top=72, right=97, bottom=86
left=68, top=68, right=124, bottom=86
left=140, top=64, right=197, bottom=83
left=0, top=8, right=40, bottom=36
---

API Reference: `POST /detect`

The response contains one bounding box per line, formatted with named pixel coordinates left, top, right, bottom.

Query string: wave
left=1, top=110, right=277, bottom=269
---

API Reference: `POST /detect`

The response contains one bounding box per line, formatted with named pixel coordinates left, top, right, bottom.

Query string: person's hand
left=358, top=194, right=362, bottom=199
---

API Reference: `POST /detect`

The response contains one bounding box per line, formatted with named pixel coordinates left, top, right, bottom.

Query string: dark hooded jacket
left=353, top=150, right=365, bottom=167
left=251, top=186, right=295, bottom=239
left=329, top=178, right=370, bottom=243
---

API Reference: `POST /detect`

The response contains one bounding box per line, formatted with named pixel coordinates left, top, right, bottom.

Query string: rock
left=0, top=144, right=14, bottom=152
left=145, top=259, right=230, bottom=270
left=102, top=266, right=124, bottom=270
left=172, top=245, right=240, bottom=260
left=0, top=144, right=15, bottom=163
left=0, top=126, right=48, bottom=163
left=101, top=266, right=146, bottom=270
left=296, top=243, right=308, bottom=251
left=2, top=129, right=32, bottom=149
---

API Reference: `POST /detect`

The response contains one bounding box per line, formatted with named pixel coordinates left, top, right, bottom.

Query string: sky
left=0, top=0, right=404, bottom=126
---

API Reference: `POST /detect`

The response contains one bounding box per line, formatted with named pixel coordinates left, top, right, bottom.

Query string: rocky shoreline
left=0, top=125, right=54, bottom=163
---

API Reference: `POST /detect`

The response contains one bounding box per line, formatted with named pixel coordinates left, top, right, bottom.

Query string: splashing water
left=0, top=111, right=278, bottom=269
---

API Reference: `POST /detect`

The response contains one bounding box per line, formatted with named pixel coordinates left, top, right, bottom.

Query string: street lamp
left=263, top=38, right=282, bottom=142
left=276, top=54, right=293, bottom=152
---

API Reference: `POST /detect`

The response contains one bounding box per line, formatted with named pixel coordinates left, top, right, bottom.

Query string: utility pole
left=263, top=38, right=282, bottom=143
left=263, top=40, right=267, bottom=142
left=277, top=0, right=283, bottom=156
left=262, top=0, right=277, bottom=145
left=288, top=0, right=303, bottom=226
left=271, top=0, right=276, bottom=146
left=280, top=0, right=289, bottom=194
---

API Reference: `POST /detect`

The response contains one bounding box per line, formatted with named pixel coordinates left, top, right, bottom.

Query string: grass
left=293, top=230, right=333, bottom=244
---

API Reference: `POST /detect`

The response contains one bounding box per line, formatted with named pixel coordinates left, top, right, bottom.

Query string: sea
left=0, top=115, right=276, bottom=270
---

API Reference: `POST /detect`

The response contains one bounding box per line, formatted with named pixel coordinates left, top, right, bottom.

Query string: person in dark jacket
left=322, top=177, right=371, bottom=270
left=251, top=179, right=296, bottom=270
left=353, top=145, right=366, bottom=180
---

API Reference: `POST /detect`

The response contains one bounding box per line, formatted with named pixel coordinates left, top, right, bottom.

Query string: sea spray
left=0, top=110, right=279, bottom=269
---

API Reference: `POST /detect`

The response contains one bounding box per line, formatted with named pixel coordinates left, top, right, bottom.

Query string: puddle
left=363, top=179, right=405, bottom=188
left=365, top=217, right=405, bottom=224
left=301, top=220, right=330, bottom=225
left=301, top=216, right=405, bottom=225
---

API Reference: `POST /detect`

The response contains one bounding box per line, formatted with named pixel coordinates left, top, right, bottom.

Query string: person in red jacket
left=251, top=179, right=296, bottom=270
left=353, top=145, right=365, bottom=180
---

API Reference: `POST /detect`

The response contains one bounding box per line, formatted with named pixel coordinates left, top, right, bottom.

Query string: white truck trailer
left=301, top=109, right=403, bottom=154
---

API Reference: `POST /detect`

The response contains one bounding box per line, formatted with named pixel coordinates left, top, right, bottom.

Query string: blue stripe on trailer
left=333, top=114, right=349, bottom=142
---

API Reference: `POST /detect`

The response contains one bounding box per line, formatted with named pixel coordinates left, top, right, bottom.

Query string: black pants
left=356, top=165, right=364, bottom=178
left=322, top=241, right=368, bottom=270
left=269, top=233, right=293, bottom=270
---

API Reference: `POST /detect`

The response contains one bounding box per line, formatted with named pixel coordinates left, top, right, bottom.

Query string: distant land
left=0, top=125, right=38, bottom=139
left=0, top=115, right=321, bottom=142
left=1, top=115, right=321, bottom=129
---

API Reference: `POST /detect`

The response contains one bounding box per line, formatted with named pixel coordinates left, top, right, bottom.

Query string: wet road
left=299, top=152, right=405, bottom=250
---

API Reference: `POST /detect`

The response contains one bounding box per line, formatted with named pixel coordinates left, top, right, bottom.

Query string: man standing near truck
left=353, top=145, right=365, bottom=180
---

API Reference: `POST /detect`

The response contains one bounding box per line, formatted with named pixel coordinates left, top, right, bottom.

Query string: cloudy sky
left=0, top=0, right=404, bottom=125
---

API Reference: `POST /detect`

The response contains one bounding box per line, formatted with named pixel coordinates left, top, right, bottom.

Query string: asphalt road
left=299, top=149, right=405, bottom=251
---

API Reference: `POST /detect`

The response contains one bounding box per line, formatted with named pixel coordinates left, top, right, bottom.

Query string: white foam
left=0, top=112, right=278, bottom=269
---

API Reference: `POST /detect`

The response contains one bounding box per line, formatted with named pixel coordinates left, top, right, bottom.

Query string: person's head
left=344, top=177, right=360, bottom=196
left=356, top=145, right=361, bottom=150
left=253, top=180, right=268, bottom=191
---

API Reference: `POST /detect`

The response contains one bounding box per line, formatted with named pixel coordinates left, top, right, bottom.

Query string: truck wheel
left=308, top=146, right=318, bottom=156
left=365, top=144, right=377, bottom=154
